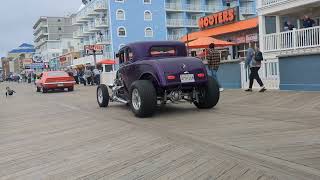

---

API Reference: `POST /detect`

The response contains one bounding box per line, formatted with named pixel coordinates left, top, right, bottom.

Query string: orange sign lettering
left=198, top=7, right=237, bottom=29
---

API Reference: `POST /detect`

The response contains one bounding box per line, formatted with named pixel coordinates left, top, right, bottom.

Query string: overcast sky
left=0, top=0, right=82, bottom=57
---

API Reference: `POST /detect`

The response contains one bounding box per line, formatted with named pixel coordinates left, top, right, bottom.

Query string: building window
left=115, top=0, right=124, bottom=2
left=118, top=27, right=126, bottom=37
left=144, top=11, right=152, bottom=21
left=116, top=9, right=125, bottom=20
left=145, top=27, right=153, bottom=37
left=143, top=0, right=151, bottom=4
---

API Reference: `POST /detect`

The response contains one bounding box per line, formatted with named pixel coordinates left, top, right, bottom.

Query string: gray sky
left=0, top=0, right=81, bottom=57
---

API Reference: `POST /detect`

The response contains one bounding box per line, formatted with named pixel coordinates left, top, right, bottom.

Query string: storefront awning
left=181, top=17, right=258, bottom=42
left=187, top=37, right=236, bottom=49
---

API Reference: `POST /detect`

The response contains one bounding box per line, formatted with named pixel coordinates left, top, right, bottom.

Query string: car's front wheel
left=97, top=84, right=110, bottom=107
left=42, top=87, right=48, bottom=93
left=130, top=80, right=157, bottom=118
left=68, top=86, right=74, bottom=92
left=36, top=86, right=40, bottom=92
left=194, top=76, right=220, bottom=109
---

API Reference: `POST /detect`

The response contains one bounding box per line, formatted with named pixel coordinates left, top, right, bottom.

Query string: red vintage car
left=35, top=71, right=75, bottom=93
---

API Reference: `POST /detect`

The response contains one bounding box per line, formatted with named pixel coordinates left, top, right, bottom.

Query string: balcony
left=96, top=36, right=111, bottom=45
left=259, top=0, right=320, bottom=15
left=88, top=22, right=100, bottom=32
left=94, top=1, right=107, bottom=12
left=239, top=7, right=256, bottom=15
left=165, top=3, right=183, bottom=11
left=263, top=26, right=320, bottom=52
left=167, top=34, right=184, bottom=40
left=95, top=18, right=109, bottom=28
left=204, top=5, right=224, bottom=13
left=87, top=5, right=99, bottom=16
left=73, top=31, right=83, bottom=39
left=185, top=19, right=198, bottom=27
left=166, top=19, right=184, bottom=27
left=184, top=4, right=203, bottom=12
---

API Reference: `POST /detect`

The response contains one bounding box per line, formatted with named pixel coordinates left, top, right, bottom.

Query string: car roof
left=121, top=41, right=188, bottom=59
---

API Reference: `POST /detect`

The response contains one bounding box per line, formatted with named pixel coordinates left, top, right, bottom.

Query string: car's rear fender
left=139, top=72, right=160, bottom=87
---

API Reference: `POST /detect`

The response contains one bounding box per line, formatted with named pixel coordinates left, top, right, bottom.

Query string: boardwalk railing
left=240, top=59, right=280, bottom=89
left=264, top=26, right=320, bottom=52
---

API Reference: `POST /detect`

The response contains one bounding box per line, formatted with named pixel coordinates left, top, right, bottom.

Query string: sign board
left=84, top=45, right=104, bottom=55
left=30, top=63, right=44, bottom=69
left=32, top=54, right=43, bottom=63
left=246, top=33, right=258, bottom=43
left=198, top=7, right=238, bottom=30
left=235, top=36, right=246, bottom=44
left=23, top=59, right=33, bottom=65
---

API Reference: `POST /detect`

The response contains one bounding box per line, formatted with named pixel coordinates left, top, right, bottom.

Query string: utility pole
left=93, top=49, right=97, bottom=68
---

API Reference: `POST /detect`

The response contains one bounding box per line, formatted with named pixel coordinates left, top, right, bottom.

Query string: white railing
left=185, top=19, right=198, bottom=27
left=94, top=1, right=107, bottom=11
left=166, top=19, right=184, bottom=27
left=240, top=59, right=280, bottom=89
left=167, top=34, right=184, bottom=40
left=184, top=4, right=202, bottom=11
left=239, top=7, right=256, bottom=15
left=262, top=0, right=286, bottom=7
left=264, top=26, right=320, bottom=52
left=95, top=18, right=108, bottom=27
left=165, top=3, right=183, bottom=10
left=204, top=5, right=224, bottom=12
left=96, top=36, right=111, bottom=44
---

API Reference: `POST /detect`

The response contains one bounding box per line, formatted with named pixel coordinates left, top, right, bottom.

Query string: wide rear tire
left=194, top=77, right=220, bottom=109
left=97, top=84, right=110, bottom=107
left=130, top=80, right=157, bottom=118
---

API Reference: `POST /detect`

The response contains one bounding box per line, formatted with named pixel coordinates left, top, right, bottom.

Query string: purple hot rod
left=97, top=41, right=220, bottom=117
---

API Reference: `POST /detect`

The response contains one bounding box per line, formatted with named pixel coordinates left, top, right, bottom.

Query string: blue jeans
left=205, top=65, right=221, bottom=88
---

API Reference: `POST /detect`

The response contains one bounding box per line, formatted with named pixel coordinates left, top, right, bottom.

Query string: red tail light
left=167, top=75, right=176, bottom=80
left=197, top=73, right=205, bottom=78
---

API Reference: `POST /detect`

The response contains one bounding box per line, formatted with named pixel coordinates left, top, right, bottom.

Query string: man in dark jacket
left=303, top=15, right=315, bottom=28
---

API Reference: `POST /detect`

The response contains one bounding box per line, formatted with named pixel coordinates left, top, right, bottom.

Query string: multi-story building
left=258, top=0, right=320, bottom=91
left=166, top=0, right=257, bottom=40
left=72, top=0, right=167, bottom=62
left=7, top=43, right=35, bottom=73
left=72, top=0, right=257, bottom=63
left=33, top=16, right=78, bottom=63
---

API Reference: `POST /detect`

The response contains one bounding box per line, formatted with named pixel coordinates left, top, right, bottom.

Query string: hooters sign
left=198, top=7, right=238, bottom=29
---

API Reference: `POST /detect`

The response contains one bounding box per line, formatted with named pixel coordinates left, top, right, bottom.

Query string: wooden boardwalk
left=0, top=82, right=320, bottom=180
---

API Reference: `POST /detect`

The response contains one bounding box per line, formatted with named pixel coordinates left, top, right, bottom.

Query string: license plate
left=180, top=74, right=195, bottom=83
left=57, top=83, right=64, bottom=87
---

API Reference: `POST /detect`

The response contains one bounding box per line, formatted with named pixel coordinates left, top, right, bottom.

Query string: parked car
left=97, top=41, right=220, bottom=117
left=35, top=71, right=75, bottom=93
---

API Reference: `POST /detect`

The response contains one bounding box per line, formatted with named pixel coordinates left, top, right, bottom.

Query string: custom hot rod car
left=97, top=41, right=220, bottom=117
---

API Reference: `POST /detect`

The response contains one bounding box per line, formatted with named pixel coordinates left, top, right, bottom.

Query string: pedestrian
left=205, top=43, right=223, bottom=92
left=245, top=44, right=266, bottom=92
left=302, top=15, right=315, bottom=28
left=72, top=68, right=79, bottom=84
left=93, top=67, right=101, bottom=85
left=84, top=67, right=93, bottom=86
left=284, top=21, right=294, bottom=31
left=78, top=68, right=86, bottom=86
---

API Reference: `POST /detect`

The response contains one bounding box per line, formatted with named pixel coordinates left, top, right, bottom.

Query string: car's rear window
left=47, top=71, right=68, bottom=77
left=149, top=46, right=176, bottom=57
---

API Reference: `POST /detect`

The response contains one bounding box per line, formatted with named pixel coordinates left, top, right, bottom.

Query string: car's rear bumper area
left=43, top=81, right=75, bottom=89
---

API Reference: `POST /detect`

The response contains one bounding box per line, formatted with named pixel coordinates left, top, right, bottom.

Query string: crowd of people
left=66, top=65, right=101, bottom=86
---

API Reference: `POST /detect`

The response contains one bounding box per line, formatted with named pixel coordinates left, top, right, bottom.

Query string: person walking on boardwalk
left=245, top=44, right=266, bottom=92
left=205, top=43, right=224, bottom=92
